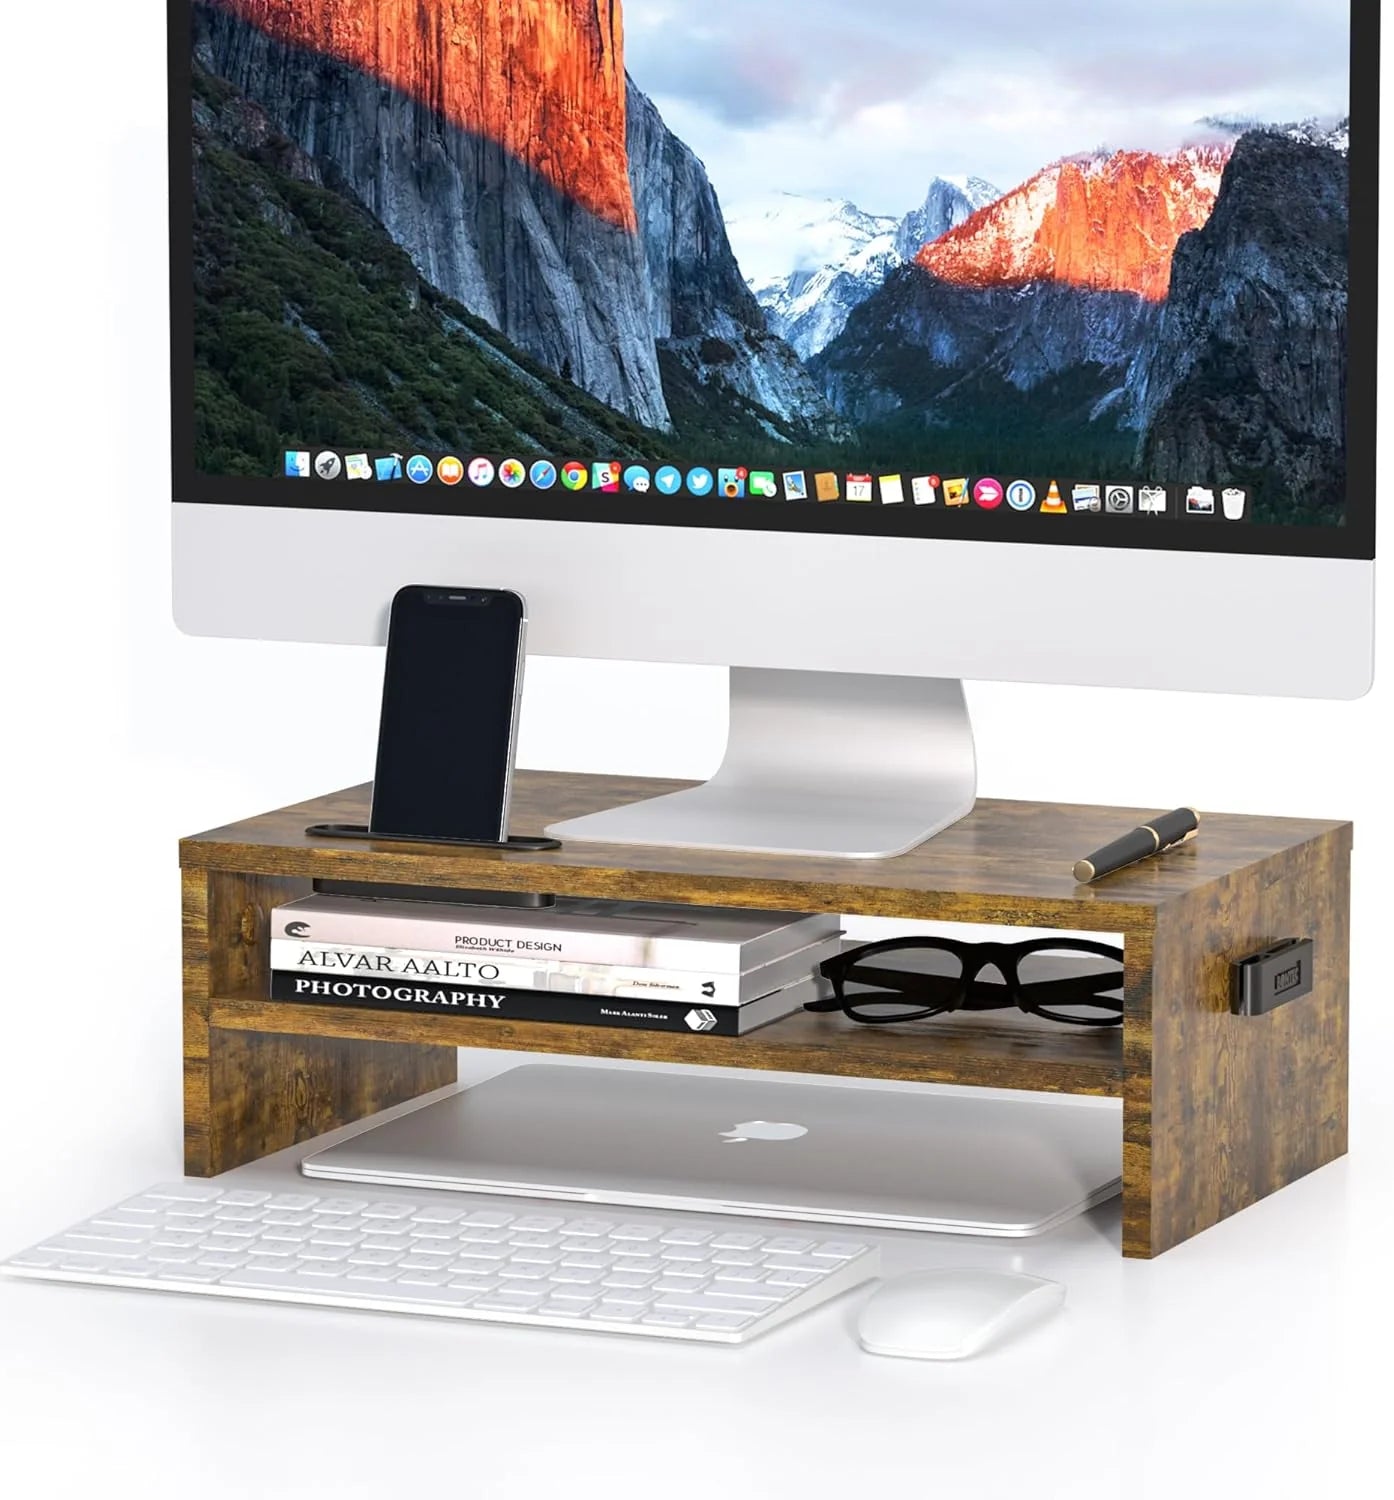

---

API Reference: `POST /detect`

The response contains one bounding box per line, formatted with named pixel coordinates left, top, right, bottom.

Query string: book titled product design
left=268, top=970, right=827, bottom=1036
left=270, top=937, right=840, bottom=1008
left=271, top=895, right=841, bottom=974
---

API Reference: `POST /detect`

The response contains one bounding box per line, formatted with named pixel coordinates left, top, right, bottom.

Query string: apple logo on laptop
left=720, top=1120, right=809, bottom=1144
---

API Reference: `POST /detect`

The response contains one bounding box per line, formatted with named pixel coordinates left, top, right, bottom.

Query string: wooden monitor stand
left=180, top=773, right=1352, bottom=1259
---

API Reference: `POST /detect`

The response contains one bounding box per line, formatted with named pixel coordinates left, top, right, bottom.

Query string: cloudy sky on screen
left=624, top=0, right=1350, bottom=215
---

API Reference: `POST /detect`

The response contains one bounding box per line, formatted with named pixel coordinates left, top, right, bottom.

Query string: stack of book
left=268, top=895, right=841, bottom=1036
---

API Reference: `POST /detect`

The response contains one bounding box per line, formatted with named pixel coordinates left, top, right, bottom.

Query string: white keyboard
left=2, top=1182, right=879, bottom=1344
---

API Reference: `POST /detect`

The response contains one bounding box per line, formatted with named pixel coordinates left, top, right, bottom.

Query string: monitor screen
left=174, top=0, right=1372, bottom=560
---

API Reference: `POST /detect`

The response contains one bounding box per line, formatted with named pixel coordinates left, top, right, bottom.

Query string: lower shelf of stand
left=210, top=994, right=1124, bottom=1098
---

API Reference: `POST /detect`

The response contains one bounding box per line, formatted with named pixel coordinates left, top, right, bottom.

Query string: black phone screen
left=370, top=587, right=525, bottom=841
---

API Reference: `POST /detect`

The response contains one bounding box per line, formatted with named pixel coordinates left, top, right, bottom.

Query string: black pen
left=1073, top=808, right=1200, bottom=884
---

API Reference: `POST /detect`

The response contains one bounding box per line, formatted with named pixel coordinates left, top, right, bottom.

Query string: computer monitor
left=171, top=0, right=1375, bottom=856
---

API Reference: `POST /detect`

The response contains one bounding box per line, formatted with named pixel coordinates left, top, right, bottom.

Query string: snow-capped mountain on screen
left=727, top=177, right=999, bottom=359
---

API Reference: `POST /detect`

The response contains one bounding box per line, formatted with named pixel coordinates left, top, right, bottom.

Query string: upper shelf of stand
left=179, top=774, right=1351, bottom=933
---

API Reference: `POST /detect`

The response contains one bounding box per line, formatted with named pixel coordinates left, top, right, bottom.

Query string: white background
left=0, top=5, right=1390, bottom=1498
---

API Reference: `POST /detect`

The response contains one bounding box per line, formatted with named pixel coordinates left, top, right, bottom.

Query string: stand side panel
left=1119, top=928, right=1156, bottom=1260
left=1145, top=830, right=1352, bottom=1257
left=183, top=868, right=457, bottom=1175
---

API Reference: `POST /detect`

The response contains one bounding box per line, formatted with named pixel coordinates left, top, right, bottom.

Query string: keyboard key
left=347, top=1248, right=403, bottom=1267
left=298, top=1245, right=353, bottom=1263
left=358, top=1231, right=414, bottom=1251
left=208, top=1223, right=260, bottom=1242
left=389, top=1284, right=491, bottom=1308
left=474, top=1291, right=547, bottom=1313
left=90, top=1211, right=167, bottom=1232
left=261, top=1210, right=316, bottom=1227
left=654, top=1275, right=714, bottom=1293
left=641, top=1312, right=696, bottom=1329
left=146, top=1184, right=223, bottom=1202
left=222, top=1267, right=315, bottom=1292
left=397, top=1254, right=452, bottom=1271
left=602, top=1270, right=658, bottom=1290
left=410, top=1206, right=467, bottom=1225
left=409, top=1224, right=460, bottom=1241
left=762, top=1254, right=826, bottom=1275
left=539, top=1297, right=596, bottom=1316
left=711, top=1250, right=762, bottom=1267
left=511, top=1248, right=563, bottom=1266
left=446, top=1276, right=501, bottom=1295
left=148, top=1230, right=205, bottom=1249
left=660, top=1228, right=713, bottom=1246
left=561, top=1220, right=615, bottom=1238
left=217, top=1191, right=271, bottom=1208
left=213, top=1206, right=266, bottom=1223
left=44, top=1235, right=147, bottom=1260
left=498, top=1265, right=552, bottom=1282
left=598, top=1287, right=657, bottom=1308
left=146, top=1246, right=204, bottom=1264
left=590, top=1302, right=647, bottom=1323
left=457, top=1227, right=511, bottom=1245
left=296, top=1264, right=347, bottom=1280
left=511, top=1215, right=566, bottom=1233
left=117, top=1196, right=181, bottom=1216
left=314, top=1198, right=369, bottom=1216
left=196, top=1253, right=248, bottom=1270
left=551, top=1267, right=606, bottom=1285
left=812, top=1242, right=866, bottom=1261
left=161, top=1266, right=227, bottom=1284
left=659, top=1246, right=712, bottom=1264
left=462, top=1212, right=514, bottom=1228
left=361, top=1203, right=417, bottom=1221
left=763, top=1237, right=815, bottom=1254
left=308, top=1230, right=361, bottom=1248
left=695, top=1313, right=755, bottom=1332
left=709, top=1233, right=765, bottom=1250
left=766, top=1269, right=824, bottom=1289
left=345, top=1266, right=403, bottom=1283
left=453, top=1244, right=510, bottom=1263
left=714, top=1266, right=769, bottom=1285
left=509, top=1233, right=562, bottom=1249
left=66, top=1224, right=156, bottom=1245
left=7, top=1250, right=61, bottom=1269
left=260, top=1227, right=314, bottom=1244
left=56, top=1253, right=115, bottom=1273
left=655, top=1292, right=785, bottom=1316
left=265, top=1194, right=320, bottom=1211
left=559, top=1253, right=608, bottom=1271
left=396, top=1270, right=451, bottom=1288
left=610, top=1255, right=663, bottom=1275
left=164, top=1202, right=221, bottom=1220
left=311, top=1214, right=367, bottom=1231
left=609, top=1224, right=665, bottom=1243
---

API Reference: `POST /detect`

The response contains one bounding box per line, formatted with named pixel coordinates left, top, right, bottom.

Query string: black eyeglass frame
left=807, top=936, right=1125, bottom=1028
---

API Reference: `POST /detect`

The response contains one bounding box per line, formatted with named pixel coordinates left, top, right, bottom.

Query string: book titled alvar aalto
left=269, top=938, right=840, bottom=1008
left=268, top=971, right=825, bottom=1036
left=271, top=894, right=841, bottom=974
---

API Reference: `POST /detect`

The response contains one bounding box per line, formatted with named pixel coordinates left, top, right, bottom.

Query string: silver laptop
left=302, top=1065, right=1121, bottom=1236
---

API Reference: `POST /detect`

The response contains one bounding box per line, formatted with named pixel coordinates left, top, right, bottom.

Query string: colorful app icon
left=718, top=467, right=747, bottom=499
left=314, top=451, right=342, bottom=480
left=530, top=459, right=558, bottom=490
left=624, top=464, right=652, bottom=493
left=783, top=471, right=808, bottom=501
left=1139, top=485, right=1168, bottom=515
left=815, top=472, right=840, bottom=502
left=1187, top=485, right=1216, bottom=515
left=1041, top=480, right=1067, bottom=514
left=1105, top=484, right=1134, bottom=514
left=847, top=474, right=874, bottom=502
left=593, top=461, right=621, bottom=493
left=879, top=475, right=906, bottom=505
left=405, top=455, right=433, bottom=485
left=912, top=475, right=939, bottom=506
left=973, top=477, right=1004, bottom=510
left=942, top=478, right=970, bottom=507
left=437, top=456, right=464, bottom=485
left=499, top=459, right=527, bottom=489
left=1222, top=487, right=1248, bottom=521
left=561, top=461, right=588, bottom=492
left=468, top=457, right=495, bottom=487
left=749, top=471, right=778, bottom=499
left=686, top=466, right=714, bottom=496
left=375, top=454, right=403, bottom=482
left=1006, top=479, right=1036, bottom=512
left=346, top=453, right=373, bottom=481
left=284, top=451, right=311, bottom=478
left=1072, top=483, right=1101, bottom=513
left=655, top=465, right=683, bottom=495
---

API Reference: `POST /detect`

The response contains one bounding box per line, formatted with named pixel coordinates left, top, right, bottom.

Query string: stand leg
left=183, top=869, right=457, bottom=1175
left=547, top=668, right=978, bottom=858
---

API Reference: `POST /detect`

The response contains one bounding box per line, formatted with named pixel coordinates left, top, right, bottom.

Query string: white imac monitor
left=171, top=0, right=1376, bottom=857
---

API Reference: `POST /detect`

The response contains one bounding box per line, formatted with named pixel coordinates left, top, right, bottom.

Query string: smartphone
left=369, top=586, right=527, bottom=842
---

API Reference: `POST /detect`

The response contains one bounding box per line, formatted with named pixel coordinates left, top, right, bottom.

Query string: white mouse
left=857, top=1269, right=1065, bottom=1361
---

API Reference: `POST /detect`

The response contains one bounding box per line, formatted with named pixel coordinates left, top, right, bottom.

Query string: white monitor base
left=546, top=669, right=977, bottom=859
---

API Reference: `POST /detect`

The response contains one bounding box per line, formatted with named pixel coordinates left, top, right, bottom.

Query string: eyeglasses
left=806, top=937, right=1124, bottom=1027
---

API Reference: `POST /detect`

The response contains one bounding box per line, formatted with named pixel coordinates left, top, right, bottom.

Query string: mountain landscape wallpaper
left=189, top=0, right=1353, bottom=526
